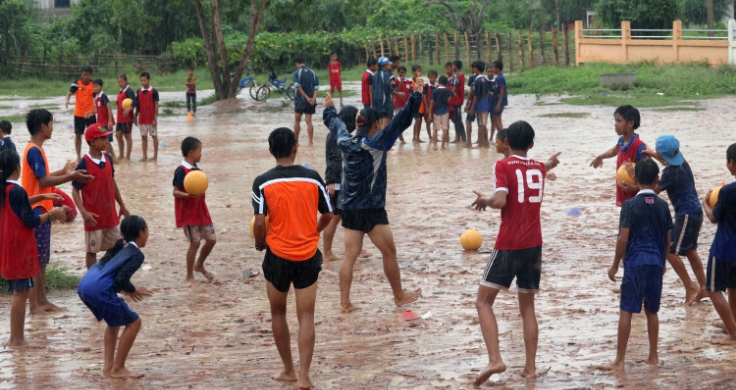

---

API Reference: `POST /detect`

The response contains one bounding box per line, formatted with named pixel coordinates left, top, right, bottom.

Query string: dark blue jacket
left=370, top=69, right=395, bottom=114
left=323, top=92, right=421, bottom=210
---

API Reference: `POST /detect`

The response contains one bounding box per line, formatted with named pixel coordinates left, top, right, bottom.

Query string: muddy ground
left=0, top=85, right=735, bottom=389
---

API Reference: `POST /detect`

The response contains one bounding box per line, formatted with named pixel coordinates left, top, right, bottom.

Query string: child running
left=115, top=74, right=136, bottom=161
left=590, top=105, right=646, bottom=207
left=251, top=127, right=333, bottom=390
left=72, top=124, right=129, bottom=269
left=135, top=72, right=159, bottom=162
left=328, top=52, right=343, bottom=107
left=77, top=215, right=153, bottom=378
left=471, top=121, right=558, bottom=384
left=186, top=67, right=197, bottom=117
left=428, top=75, right=454, bottom=150
left=644, top=135, right=707, bottom=305
left=1, top=149, right=66, bottom=347
left=173, top=137, right=217, bottom=283
left=702, top=143, right=736, bottom=340
left=605, top=159, right=672, bottom=371
left=361, top=57, right=377, bottom=110
left=23, top=109, right=93, bottom=315
left=93, top=79, right=117, bottom=160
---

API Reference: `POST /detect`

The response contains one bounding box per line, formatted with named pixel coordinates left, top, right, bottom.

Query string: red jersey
left=136, top=86, right=158, bottom=125
left=0, top=183, right=40, bottom=280
left=51, top=187, right=77, bottom=222
left=95, top=92, right=113, bottom=128
left=493, top=156, right=547, bottom=250
left=393, top=77, right=412, bottom=110
left=174, top=163, right=213, bottom=227
left=117, top=85, right=134, bottom=124
left=328, top=61, right=342, bottom=81
left=616, top=134, right=646, bottom=207
left=80, top=153, right=119, bottom=231
left=450, top=72, right=465, bottom=106
left=361, top=70, right=373, bottom=105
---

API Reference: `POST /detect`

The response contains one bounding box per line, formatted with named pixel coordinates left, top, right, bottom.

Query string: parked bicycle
left=254, top=72, right=296, bottom=102
left=236, top=75, right=258, bottom=100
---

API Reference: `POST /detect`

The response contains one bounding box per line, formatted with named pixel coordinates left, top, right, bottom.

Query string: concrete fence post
left=673, top=20, right=682, bottom=63
left=729, top=19, right=736, bottom=65
left=621, top=21, right=631, bottom=63
left=575, top=20, right=583, bottom=65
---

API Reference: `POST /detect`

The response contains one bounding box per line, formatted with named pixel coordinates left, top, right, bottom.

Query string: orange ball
left=250, top=216, right=270, bottom=236
left=183, top=170, right=208, bottom=196
left=122, top=98, right=133, bottom=110
left=617, top=162, right=636, bottom=185
left=461, top=230, right=483, bottom=251
left=708, top=186, right=722, bottom=208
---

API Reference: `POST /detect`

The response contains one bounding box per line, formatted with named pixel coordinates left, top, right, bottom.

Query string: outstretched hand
left=471, top=190, right=489, bottom=211
left=414, top=77, right=425, bottom=94
left=547, top=152, right=562, bottom=170
left=324, top=92, right=334, bottom=108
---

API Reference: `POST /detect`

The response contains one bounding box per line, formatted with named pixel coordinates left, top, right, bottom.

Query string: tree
left=706, top=0, right=715, bottom=35
left=596, top=0, right=680, bottom=29
left=194, top=0, right=268, bottom=100
left=421, top=0, right=492, bottom=58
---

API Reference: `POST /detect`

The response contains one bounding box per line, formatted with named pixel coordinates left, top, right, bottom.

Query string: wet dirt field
left=1, top=85, right=735, bottom=389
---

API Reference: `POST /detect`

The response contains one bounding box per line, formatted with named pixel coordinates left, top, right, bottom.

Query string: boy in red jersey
left=134, top=72, right=159, bottom=162
left=115, top=74, right=136, bottom=162
left=328, top=52, right=343, bottom=107
left=72, top=124, right=130, bottom=269
left=361, top=57, right=378, bottom=110
left=173, top=137, right=216, bottom=284
left=393, top=66, right=412, bottom=144
left=449, top=60, right=466, bottom=145
left=410, top=65, right=425, bottom=143
left=590, top=105, right=647, bottom=207
left=471, top=120, right=559, bottom=385
left=1, top=149, right=66, bottom=347
left=93, top=79, right=117, bottom=161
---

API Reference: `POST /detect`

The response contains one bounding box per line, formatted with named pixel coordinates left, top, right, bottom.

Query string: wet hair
left=614, top=105, right=640, bottom=130
left=338, top=106, right=359, bottom=133
left=493, top=61, right=504, bottom=71
left=398, top=66, right=406, bottom=73
left=496, top=128, right=508, bottom=141
left=728, top=143, right=736, bottom=164
left=181, top=136, right=201, bottom=157
left=472, top=61, right=486, bottom=72
left=0, top=120, right=11, bottom=135
left=367, top=56, right=377, bottom=67
left=507, top=121, right=535, bottom=151
left=0, top=149, right=20, bottom=206
left=26, top=109, right=53, bottom=136
left=294, top=56, right=305, bottom=64
left=635, top=158, right=659, bottom=185
left=140, top=72, right=151, bottom=80
left=411, top=64, right=421, bottom=72
left=438, top=75, right=448, bottom=85
left=445, top=61, right=453, bottom=68
left=389, top=55, right=400, bottom=63
left=428, top=70, right=438, bottom=77
left=117, top=74, right=128, bottom=82
left=99, top=216, right=148, bottom=268
left=81, top=66, right=93, bottom=74
left=93, top=78, right=103, bottom=86
left=269, top=127, right=297, bottom=159
left=453, top=60, right=463, bottom=70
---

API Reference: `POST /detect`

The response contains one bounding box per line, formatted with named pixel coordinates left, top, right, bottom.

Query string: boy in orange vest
left=65, top=66, right=97, bottom=161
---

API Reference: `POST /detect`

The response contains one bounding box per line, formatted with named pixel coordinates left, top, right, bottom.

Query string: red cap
left=84, top=124, right=113, bottom=143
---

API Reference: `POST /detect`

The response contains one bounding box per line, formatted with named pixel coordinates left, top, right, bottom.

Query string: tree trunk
left=555, top=0, right=561, bottom=32
left=194, top=0, right=223, bottom=98
left=707, top=0, right=715, bottom=37
left=551, top=26, right=558, bottom=67
left=229, top=0, right=268, bottom=98
left=539, top=30, right=545, bottom=65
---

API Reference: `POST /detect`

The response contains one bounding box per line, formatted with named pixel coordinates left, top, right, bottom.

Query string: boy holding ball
left=172, top=137, right=216, bottom=284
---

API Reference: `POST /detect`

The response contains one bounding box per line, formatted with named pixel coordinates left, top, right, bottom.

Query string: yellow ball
left=708, top=186, right=722, bottom=208
left=122, top=98, right=133, bottom=110
left=616, top=162, right=636, bottom=185
left=183, top=170, right=208, bottom=196
left=250, top=216, right=270, bottom=236
left=461, top=229, right=483, bottom=251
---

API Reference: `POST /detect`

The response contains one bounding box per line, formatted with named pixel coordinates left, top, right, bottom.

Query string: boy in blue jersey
left=703, top=143, right=736, bottom=340
left=293, top=56, right=319, bottom=147
left=644, top=134, right=707, bottom=305
left=491, top=61, right=507, bottom=143
left=605, top=159, right=672, bottom=371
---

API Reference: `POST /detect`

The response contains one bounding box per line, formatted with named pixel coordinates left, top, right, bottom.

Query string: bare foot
left=110, top=367, right=144, bottom=379
left=400, top=140, right=406, bottom=145
left=271, top=371, right=297, bottom=382
left=138, top=157, right=147, bottom=162
left=148, top=157, right=157, bottom=162
left=394, top=289, right=421, bottom=306
left=417, top=139, right=425, bottom=143
left=694, top=289, right=707, bottom=303
left=194, top=265, right=214, bottom=281
left=600, top=360, right=624, bottom=371
left=463, top=143, right=471, bottom=148
left=340, top=303, right=361, bottom=313
left=308, top=142, right=313, bottom=148
left=432, top=145, right=438, bottom=151
left=473, top=361, right=506, bottom=386
left=7, top=338, right=26, bottom=348
left=644, top=357, right=658, bottom=366
left=29, top=307, right=48, bottom=316
left=685, top=286, right=700, bottom=305
left=324, top=253, right=342, bottom=262
left=186, top=277, right=198, bottom=286
left=712, top=321, right=726, bottom=330
left=521, top=366, right=550, bottom=379
left=41, top=302, right=64, bottom=312
left=298, top=377, right=313, bottom=389
left=358, top=250, right=372, bottom=259
left=450, top=139, right=459, bottom=143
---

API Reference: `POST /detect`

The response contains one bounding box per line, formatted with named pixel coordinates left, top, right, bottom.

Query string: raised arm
left=368, top=78, right=425, bottom=150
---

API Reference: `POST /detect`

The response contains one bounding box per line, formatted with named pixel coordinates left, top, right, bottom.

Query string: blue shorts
left=364, top=104, right=371, bottom=109
left=7, top=278, right=34, bottom=292
left=706, top=254, right=736, bottom=292
left=466, top=112, right=476, bottom=122
left=474, top=99, right=489, bottom=114
left=620, top=265, right=662, bottom=313
left=670, top=212, right=702, bottom=256
left=33, top=207, right=51, bottom=269
left=79, top=292, right=139, bottom=327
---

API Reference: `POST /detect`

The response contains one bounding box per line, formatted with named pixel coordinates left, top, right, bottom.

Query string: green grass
left=651, top=106, right=706, bottom=111
left=0, top=114, right=29, bottom=123
left=538, top=112, right=590, bottom=118
left=0, top=264, right=80, bottom=293
left=560, top=94, right=701, bottom=108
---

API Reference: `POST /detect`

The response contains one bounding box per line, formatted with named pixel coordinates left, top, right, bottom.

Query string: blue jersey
left=658, top=161, right=701, bottom=217
left=323, top=92, right=421, bottom=210
left=1, top=136, right=15, bottom=152
left=78, top=244, right=144, bottom=300
left=293, top=65, right=319, bottom=111
left=619, top=190, right=673, bottom=268
left=494, top=73, right=508, bottom=107
left=711, top=181, right=736, bottom=263
left=370, top=69, right=395, bottom=115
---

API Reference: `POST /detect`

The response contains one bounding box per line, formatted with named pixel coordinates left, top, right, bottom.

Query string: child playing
left=77, top=215, right=153, bottom=378
left=23, top=109, right=93, bottom=315
left=72, top=124, right=130, bottom=269
left=464, top=65, right=477, bottom=147
left=494, top=128, right=562, bottom=173
left=468, top=61, right=490, bottom=148
left=361, top=57, right=377, bottom=110
left=1, top=149, right=66, bottom=347
left=252, top=127, right=333, bottom=390
left=491, top=61, right=507, bottom=142
left=471, top=121, right=557, bottom=384
left=421, top=70, right=438, bottom=142
left=0, top=120, right=14, bottom=152
left=450, top=60, right=466, bottom=145
left=605, top=159, right=672, bottom=371
left=66, top=66, right=97, bottom=161
left=135, top=72, right=159, bottom=162
left=173, top=137, right=217, bottom=284
left=428, top=75, right=454, bottom=150
left=590, top=105, right=646, bottom=207
left=328, top=53, right=343, bottom=107
left=93, top=79, right=117, bottom=160
left=394, top=66, right=412, bottom=144
left=702, top=143, right=736, bottom=340
left=185, top=67, right=197, bottom=117
left=644, top=135, right=707, bottom=305
left=115, top=74, right=136, bottom=161
left=411, top=65, right=425, bottom=143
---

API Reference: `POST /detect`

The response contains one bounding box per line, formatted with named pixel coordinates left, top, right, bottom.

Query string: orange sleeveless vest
left=21, top=143, right=53, bottom=212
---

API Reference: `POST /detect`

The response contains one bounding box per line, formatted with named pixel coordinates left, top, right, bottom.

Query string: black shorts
left=330, top=190, right=341, bottom=216
left=706, top=254, right=736, bottom=292
left=481, top=246, right=542, bottom=293
left=670, top=212, right=702, bottom=256
left=74, top=115, right=97, bottom=135
left=116, top=123, right=133, bottom=135
left=262, top=248, right=322, bottom=293
left=341, top=208, right=389, bottom=233
left=295, top=104, right=316, bottom=115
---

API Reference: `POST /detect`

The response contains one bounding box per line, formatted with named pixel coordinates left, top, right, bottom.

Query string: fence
left=575, top=20, right=731, bottom=65
left=6, top=53, right=179, bottom=79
